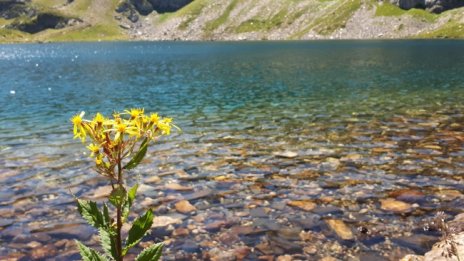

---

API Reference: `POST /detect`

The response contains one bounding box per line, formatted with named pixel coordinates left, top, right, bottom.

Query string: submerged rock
left=287, top=200, right=316, bottom=211
left=325, top=219, right=354, bottom=240
left=274, top=151, right=298, bottom=158
left=152, top=216, right=182, bottom=228
left=380, top=198, right=412, bottom=213
left=165, top=183, right=194, bottom=191
left=393, top=234, right=439, bottom=255
left=175, top=200, right=196, bottom=214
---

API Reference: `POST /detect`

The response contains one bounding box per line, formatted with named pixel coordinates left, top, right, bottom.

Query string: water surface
left=0, top=41, right=463, bottom=260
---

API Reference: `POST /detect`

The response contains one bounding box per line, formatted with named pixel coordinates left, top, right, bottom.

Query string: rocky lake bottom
left=0, top=41, right=463, bottom=260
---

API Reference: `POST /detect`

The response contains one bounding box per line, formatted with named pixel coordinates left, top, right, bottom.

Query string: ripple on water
left=1, top=41, right=464, bottom=260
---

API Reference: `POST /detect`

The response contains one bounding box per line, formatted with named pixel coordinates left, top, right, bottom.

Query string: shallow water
left=0, top=41, right=463, bottom=260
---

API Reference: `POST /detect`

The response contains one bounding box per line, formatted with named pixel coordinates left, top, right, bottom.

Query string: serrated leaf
left=76, top=240, right=109, bottom=261
left=123, top=209, right=153, bottom=256
left=77, top=199, right=105, bottom=229
left=109, top=186, right=126, bottom=208
left=103, top=203, right=111, bottom=228
left=122, top=184, right=138, bottom=222
left=99, top=228, right=117, bottom=260
left=124, top=138, right=148, bottom=170
left=135, top=242, right=163, bottom=261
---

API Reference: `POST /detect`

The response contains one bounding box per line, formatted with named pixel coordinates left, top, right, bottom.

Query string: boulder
left=148, top=0, right=193, bottom=13
left=425, top=0, right=464, bottom=13
left=389, top=0, right=464, bottom=13
left=0, top=0, right=36, bottom=19
left=390, top=0, right=426, bottom=9
left=131, top=0, right=153, bottom=15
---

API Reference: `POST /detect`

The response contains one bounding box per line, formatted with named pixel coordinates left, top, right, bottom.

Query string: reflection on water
left=0, top=41, right=463, bottom=260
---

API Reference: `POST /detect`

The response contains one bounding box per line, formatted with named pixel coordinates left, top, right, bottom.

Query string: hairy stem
left=116, top=146, right=123, bottom=261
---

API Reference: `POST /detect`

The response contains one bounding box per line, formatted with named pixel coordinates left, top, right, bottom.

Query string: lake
left=0, top=41, right=463, bottom=260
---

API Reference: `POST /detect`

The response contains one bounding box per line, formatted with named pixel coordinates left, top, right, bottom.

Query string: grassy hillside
left=0, top=0, right=463, bottom=43
left=0, top=0, right=126, bottom=43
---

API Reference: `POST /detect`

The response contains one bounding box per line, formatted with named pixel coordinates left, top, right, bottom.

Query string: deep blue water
left=0, top=41, right=464, bottom=259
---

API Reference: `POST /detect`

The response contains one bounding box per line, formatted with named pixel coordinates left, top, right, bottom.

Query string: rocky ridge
left=0, top=0, right=463, bottom=42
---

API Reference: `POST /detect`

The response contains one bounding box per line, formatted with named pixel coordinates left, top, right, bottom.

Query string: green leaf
left=109, top=186, right=126, bottom=208
left=99, top=228, right=117, bottom=260
left=76, top=240, right=109, bottom=261
left=103, top=203, right=111, bottom=228
left=123, top=209, right=154, bottom=256
left=77, top=199, right=105, bottom=229
left=122, top=184, right=138, bottom=222
left=124, top=138, right=149, bottom=170
left=135, top=243, right=163, bottom=261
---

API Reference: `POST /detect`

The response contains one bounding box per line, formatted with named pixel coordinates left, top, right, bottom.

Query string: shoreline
left=1, top=37, right=464, bottom=45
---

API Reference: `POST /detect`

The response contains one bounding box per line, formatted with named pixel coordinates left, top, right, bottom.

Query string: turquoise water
left=0, top=41, right=464, bottom=260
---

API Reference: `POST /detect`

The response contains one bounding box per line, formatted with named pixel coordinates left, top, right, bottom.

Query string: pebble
left=175, top=200, right=197, bottom=214
left=165, top=183, right=194, bottom=191
left=380, top=198, right=412, bottom=213
left=144, top=176, right=161, bottom=183
left=173, top=227, right=190, bottom=237
left=326, top=219, right=354, bottom=240
left=152, top=216, right=182, bottom=228
left=89, top=185, right=112, bottom=199
left=287, top=200, right=316, bottom=211
left=274, top=151, right=298, bottom=158
left=277, top=255, right=293, bottom=261
left=31, top=244, right=57, bottom=259
left=435, top=189, right=463, bottom=201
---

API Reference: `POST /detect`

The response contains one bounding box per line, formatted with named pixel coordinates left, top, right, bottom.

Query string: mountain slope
left=0, top=0, right=463, bottom=43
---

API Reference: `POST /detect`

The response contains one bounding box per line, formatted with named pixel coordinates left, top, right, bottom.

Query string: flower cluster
left=71, top=108, right=177, bottom=179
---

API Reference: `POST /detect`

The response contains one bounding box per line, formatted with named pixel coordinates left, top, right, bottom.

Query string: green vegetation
left=235, top=9, right=288, bottom=33
left=312, top=0, right=361, bottom=35
left=205, top=0, right=240, bottom=32
left=375, top=3, right=438, bottom=22
left=291, top=0, right=360, bottom=38
left=43, top=24, right=126, bottom=42
left=0, top=29, right=29, bottom=42
left=174, top=0, right=209, bottom=30
left=416, top=22, right=464, bottom=38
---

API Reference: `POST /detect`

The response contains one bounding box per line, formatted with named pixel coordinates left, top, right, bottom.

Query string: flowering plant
left=70, top=108, right=178, bottom=261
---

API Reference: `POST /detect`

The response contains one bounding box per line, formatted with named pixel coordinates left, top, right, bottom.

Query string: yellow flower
left=95, top=154, right=103, bottom=165
left=86, top=143, right=100, bottom=157
left=93, top=113, right=105, bottom=125
left=149, top=113, right=159, bottom=124
left=125, top=108, right=144, bottom=119
left=71, top=112, right=86, bottom=142
left=113, top=122, right=139, bottom=140
left=157, top=117, right=172, bottom=135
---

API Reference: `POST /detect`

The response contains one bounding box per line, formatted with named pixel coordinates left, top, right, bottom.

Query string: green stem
left=116, top=147, right=123, bottom=261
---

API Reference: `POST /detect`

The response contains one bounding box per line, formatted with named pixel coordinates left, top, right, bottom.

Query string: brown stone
left=205, top=220, right=227, bottom=232
left=175, top=200, right=196, bottom=214
left=152, top=216, right=182, bottom=228
left=277, top=255, right=293, bottom=261
left=380, top=198, right=412, bottom=213
left=165, top=183, right=194, bottom=191
left=326, top=219, right=354, bottom=240
left=287, top=200, right=316, bottom=211
left=89, top=185, right=112, bottom=199
left=389, top=189, right=425, bottom=202
left=173, top=227, right=189, bottom=237
left=31, top=244, right=57, bottom=259
left=144, top=175, right=161, bottom=183
left=299, top=230, right=313, bottom=241
left=320, top=257, right=340, bottom=261
left=435, top=189, right=463, bottom=201
left=304, top=245, right=317, bottom=254
left=234, top=246, right=251, bottom=260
